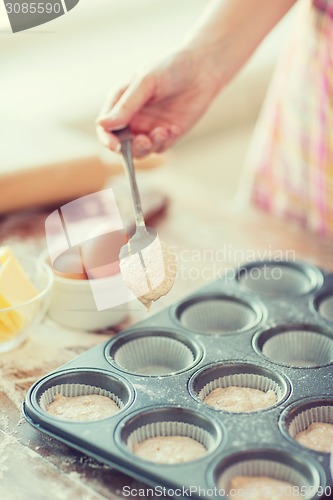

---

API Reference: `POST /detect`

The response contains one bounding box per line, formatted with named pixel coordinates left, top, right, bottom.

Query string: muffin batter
left=46, top=393, right=119, bottom=421
left=133, top=435, right=206, bottom=464
left=227, top=476, right=301, bottom=499
left=295, top=422, right=333, bottom=453
left=120, top=240, right=176, bottom=311
left=203, top=386, right=277, bottom=412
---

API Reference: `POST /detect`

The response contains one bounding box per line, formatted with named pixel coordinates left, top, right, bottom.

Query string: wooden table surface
left=1, top=138, right=333, bottom=500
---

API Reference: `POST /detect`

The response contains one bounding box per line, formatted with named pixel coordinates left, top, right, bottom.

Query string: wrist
left=179, top=36, right=234, bottom=94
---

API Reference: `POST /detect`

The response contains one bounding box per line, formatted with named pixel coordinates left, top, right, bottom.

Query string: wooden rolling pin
left=0, top=125, right=164, bottom=213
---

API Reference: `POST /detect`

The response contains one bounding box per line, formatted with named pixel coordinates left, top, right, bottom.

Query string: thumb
left=98, top=75, right=154, bottom=130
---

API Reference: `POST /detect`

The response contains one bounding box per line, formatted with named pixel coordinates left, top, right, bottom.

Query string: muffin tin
left=24, top=260, right=333, bottom=499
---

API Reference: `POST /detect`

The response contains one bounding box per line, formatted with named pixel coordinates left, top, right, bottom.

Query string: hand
left=96, top=48, right=222, bottom=158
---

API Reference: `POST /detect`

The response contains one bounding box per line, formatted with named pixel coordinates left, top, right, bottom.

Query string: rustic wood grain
left=1, top=134, right=333, bottom=500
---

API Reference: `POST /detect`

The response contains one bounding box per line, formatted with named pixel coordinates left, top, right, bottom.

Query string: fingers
left=96, top=87, right=127, bottom=152
left=132, top=134, right=154, bottom=158
left=97, top=74, right=155, bottom=132
left=132, top=124, right=182, bottom=158
left=149, top=125, right=182, bottom=153
left=96, top=125, right=122, bottom=152
left=96, top=75, right=155, bottom=154
left=100, top=87, right=126, bottom=117
left=149, top=127, right=169, bottom=152
left=97, top=126, right=181, bottom=158
left=96, top=72, right=183, bottom=157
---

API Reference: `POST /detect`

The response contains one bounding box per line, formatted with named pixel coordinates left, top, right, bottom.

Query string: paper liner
left=39, top=383, right=123, bottom=414
left=113, top=336, right=195, bottom=375
left=218, top=458, right=315, bottom=499
left=237, top=263, right=313, bottom=296
left=287, top=403, right=333, bottom=452
left=198, top=373, right=283, bottom=411
left=262, top=330, right=333, bottom=367
left=179, top=299, right=257, bottom=334
left=126, top=420, right=211, bottom=455
left=317, top=295, right=333, bottom=322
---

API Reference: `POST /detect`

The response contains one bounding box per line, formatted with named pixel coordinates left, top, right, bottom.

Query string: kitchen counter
left=1, top=132, right=332, bottom=500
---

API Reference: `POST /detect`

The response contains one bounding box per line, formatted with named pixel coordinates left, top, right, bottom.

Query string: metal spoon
left=113, top=127, right=157, bottom=290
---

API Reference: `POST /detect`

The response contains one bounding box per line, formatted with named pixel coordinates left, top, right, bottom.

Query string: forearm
left=182, top=0, right=297, bottom=89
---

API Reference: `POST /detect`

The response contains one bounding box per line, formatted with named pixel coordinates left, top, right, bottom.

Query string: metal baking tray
left=23, top=260, right=333, bottom=499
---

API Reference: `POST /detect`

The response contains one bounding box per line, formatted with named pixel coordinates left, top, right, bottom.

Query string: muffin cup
left=31, top=369, right=134, bottom=422
left=255, top=324, right=333, bottom=368
left=214, top=449, right=322, bottom=500
left=235, top=261, right=322, bottom=297
left=175, top=294, right=263, bottom=335
left=106, top=329, right=201, bottom=376
left=190, top=363, right=289, bottom=413
left=117, top=406, right=221, bottom=464
left=39, top=383, right=123, bottom=413
left=281, top=398, right=333, bottom=454
left=313, top=292, right=333, bottom=322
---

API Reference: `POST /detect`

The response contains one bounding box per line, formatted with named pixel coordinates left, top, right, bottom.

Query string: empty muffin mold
left=24, top=259, right=333, bottom=499
left=176, top=294, right=263, bottom=334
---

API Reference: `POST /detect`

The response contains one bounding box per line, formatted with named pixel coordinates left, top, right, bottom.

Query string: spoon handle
left=113, top=127, right=146, bottom=228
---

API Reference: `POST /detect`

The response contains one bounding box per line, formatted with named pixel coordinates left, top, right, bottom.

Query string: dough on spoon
left=120, top=239, right=176, bottom=310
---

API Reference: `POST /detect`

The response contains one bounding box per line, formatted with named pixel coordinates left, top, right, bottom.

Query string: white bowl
left=43, top=227, right=132, bottom=331
left=48, top=271, right=129, bottom=331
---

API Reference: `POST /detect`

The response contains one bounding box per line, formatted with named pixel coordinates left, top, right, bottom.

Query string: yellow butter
left=0, top=295, right=23, bottom=330
left=0, top=246, right=12, bottom=264
left=0, top=311, right=25, bottom=342
left=0, top=247, right=38, bottom=341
